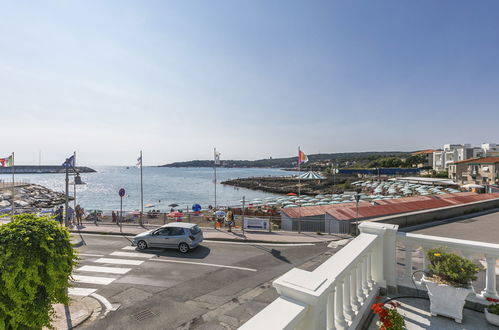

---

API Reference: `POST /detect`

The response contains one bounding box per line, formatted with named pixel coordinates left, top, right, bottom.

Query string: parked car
left=132, top=223, right=203, bottom=253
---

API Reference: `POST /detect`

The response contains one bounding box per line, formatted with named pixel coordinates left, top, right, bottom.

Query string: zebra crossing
left=69, top=245, right=146, bottom=297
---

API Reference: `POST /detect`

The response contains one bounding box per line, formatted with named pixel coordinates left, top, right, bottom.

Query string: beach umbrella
left=316, top=202, right=329, bottom=205
left=283, top=204, right=299, bottom=208
left=287, top=193, right=297, bottom=196
left=266, top=202, right=278, bottom=206
left=302, top=203, right=315, bottom=207
left=167, top=211, right=183, bottom=217
left=214, top=210, right=226, bottom=216
left=168, top=203, right=179, bottom=208
left=282, top=201, right=294, bottom=205
left=192, top=204, right=202, bottom=212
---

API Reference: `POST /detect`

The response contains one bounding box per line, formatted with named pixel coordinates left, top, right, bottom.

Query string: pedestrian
left=225, top=207, right=234, bottom=232
left=54, top=206, right=64, bottom=226
left=112, top=211, right=117, bottom=223
left=67, top=206, right=74, bottom=225
left=75, top=205, right=82, bottom=226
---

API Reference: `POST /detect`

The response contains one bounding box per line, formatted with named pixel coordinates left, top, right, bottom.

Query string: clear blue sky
left=1, top=1, right=498, bottom=165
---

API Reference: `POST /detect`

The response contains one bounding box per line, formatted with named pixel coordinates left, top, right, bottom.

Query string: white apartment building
left=432, top=143, right=496, bottom=172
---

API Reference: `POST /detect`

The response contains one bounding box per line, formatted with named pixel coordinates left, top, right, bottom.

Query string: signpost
left=119, top=188, right=125, bottom=229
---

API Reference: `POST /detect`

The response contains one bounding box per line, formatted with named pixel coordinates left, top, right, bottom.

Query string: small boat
left=145, top=204, right=155, bottom=208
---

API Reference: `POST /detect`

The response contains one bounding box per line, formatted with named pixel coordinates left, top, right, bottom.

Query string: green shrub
left=426, top=247, right=481, bottom=287
left=0, top=214, right=78, bottom=329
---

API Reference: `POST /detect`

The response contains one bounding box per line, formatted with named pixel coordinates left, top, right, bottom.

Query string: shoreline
left=0, top=183, right=71, bottom=212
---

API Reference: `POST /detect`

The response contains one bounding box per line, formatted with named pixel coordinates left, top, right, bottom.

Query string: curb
left=69, top=229, right=338, bottom=244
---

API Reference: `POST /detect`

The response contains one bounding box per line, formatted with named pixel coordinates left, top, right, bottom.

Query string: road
left=70, top=232, right=332, bottom=329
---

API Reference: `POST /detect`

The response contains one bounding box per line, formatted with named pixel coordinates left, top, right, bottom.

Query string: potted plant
left=371, top=297, right=406, bottom=330
left=422, top=247, right=482, bottom=323
left=485, top=297, right=499, bottom=326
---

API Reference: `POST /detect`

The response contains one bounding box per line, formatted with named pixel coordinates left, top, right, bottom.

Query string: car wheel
left=178, top=242, right=189, bottom=253
left=137, top=240, right=148, bottom=250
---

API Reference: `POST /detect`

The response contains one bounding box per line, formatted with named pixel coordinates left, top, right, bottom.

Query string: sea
left=0, top=167, right=291, bottom=212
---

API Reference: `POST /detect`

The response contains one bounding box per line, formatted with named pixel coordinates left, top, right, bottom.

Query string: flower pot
left=485, top=308, right=499, bottom=326
left=422, top=277, right=472, bottom=323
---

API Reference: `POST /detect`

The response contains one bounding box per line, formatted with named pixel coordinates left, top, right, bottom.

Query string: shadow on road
left=71, top=231, right=87, bottom=248
left=131, top=245, right=211, bottom=259
left=252, top=245, right=291, bottom=264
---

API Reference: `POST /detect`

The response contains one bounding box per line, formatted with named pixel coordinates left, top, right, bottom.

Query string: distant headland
left=159, top=151, right=410, bottom=169
left=0, top=165, right=96, bottom=174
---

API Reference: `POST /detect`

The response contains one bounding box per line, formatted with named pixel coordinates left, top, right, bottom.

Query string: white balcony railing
left=397, top=232, right=499, bottom=300
left=240, top=222, right=499, bottom=329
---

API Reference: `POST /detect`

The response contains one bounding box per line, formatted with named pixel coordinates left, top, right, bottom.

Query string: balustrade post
left=481, top=254, right=499, bottom=299
left=350, top=267, right=360, bottom=311
left=334, top=281, right=348, bottom=329
left=404, top=242, right=414, bottom=279
left=367, top=250, right=374, bottom=288
left=422, top=246, right=430, bottom=271
left=327, top=287, right=336, bottom=330
left=362, top=254, right=370, bottom=296
left=357, top=262, right=366, bottom=301
left=343, top=273, right=355, bottom=321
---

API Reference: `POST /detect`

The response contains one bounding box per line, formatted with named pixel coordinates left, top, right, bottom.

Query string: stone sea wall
left=0, top=184, right=71, bottom=210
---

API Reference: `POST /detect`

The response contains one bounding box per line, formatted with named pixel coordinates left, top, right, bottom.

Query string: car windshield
left=189, top=225, right=201, bottom=235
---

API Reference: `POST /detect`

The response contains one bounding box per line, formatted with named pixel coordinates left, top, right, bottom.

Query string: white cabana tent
left=298, top=171, right=326, bottom=180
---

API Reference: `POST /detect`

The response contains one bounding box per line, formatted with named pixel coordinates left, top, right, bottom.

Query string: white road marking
left=72, top=275, right=117, bottom=285
left=78, top=253, right=105, bottom=257
left=150, top=259, right=257, bottom=272
left=90, top=293, right=119, bottom=316
left=77, top=265, right=132, bottom=274
left=95, top=258, right=144, bottom=266
left=202, top=240, right=315, bottom=246
left=68, top=287, right=97, bottom=296
left=110, top=251, right=155, bottom=258
left=122, top=246, right=137, bottom=250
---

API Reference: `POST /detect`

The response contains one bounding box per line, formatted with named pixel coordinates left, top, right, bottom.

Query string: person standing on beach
left=67, top=206, right=74, bottom=225
left=112, top=211, right=117, bottom=223
left=225, top=208, right=234, bottom=232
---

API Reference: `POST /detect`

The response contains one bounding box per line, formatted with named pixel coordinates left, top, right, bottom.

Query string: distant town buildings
left=410, top=149, right=438, bottom=168
left=448, top=156, right=499, bottom=186
left=432, top=143, right=499, bottom=172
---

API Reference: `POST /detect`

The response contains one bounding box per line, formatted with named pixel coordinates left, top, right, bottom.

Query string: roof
left=280, top=202, right=368, bottom=218
left=162, top=222, right=197, bottom=228
left=448, top=158, right=480, bottom=165
left=411, top=149, right=439, bottom=155
left=466, top=157, right=499, bottom=164
left=326, top=193, right=499, bottom=221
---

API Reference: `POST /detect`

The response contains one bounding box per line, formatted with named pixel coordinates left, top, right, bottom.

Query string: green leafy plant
left=426, top=247, right=481, bottom=287
left=486, top=298, right=499, bottom=315
left=0, top=214, right=78, bottom=329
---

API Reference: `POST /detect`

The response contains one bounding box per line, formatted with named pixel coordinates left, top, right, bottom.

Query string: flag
left=62, top=155, right=75, bottom=167
left=298, top=150, right=308, bottom=164
left=0, top=155, right=13, bottom=167
left=137, top=155, right=142, bottom=168
left=214, top=149, right=221, bottom=165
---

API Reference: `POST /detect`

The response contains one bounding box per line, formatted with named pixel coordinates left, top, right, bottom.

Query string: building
left=432, top=143, right=495, bottom=172
left=449, top=157, right=499, bottom=186
left=410, top=149, right=438, bottom=168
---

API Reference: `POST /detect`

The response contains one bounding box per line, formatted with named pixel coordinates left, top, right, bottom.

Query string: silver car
left=132, top=223, right=203, bottom=253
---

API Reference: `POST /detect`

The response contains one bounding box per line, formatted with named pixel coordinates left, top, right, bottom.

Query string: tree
left=0, top=214, right=77, bottom=329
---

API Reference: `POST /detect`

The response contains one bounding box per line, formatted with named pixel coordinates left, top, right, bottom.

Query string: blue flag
left=62, top=155, right=75, bottom=168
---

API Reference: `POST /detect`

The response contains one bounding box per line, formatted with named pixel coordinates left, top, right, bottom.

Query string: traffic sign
left=119, top=188, right=125, bottom=197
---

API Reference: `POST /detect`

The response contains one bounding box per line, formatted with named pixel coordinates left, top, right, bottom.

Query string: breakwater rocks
left=0, top=184, right=71, bottom=210
left=221, top=176, right=351, bottom=195
left=0, top=166, right=96, bottom=174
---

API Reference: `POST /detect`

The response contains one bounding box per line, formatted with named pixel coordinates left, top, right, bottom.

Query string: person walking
left=225, top=207, right=234, bottom=232
left=67, top=206, right=74, bottom=225
left=75, top=204, right=83, bottom=227
left=112, top=211, right=117, bottom=223
left=54, top=206, right=64, bottom=226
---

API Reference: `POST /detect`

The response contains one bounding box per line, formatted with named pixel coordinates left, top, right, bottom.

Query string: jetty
left=0, top=165, right=96, bottom=174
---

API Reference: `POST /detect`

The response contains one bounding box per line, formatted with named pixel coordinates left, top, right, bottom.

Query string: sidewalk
left=70, top=222, right=349, bottom=244
left=47, top=295, right=101, bottom=330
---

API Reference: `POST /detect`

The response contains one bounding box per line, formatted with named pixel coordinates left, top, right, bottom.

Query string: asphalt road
left=71, top=232, right=332, bottom=329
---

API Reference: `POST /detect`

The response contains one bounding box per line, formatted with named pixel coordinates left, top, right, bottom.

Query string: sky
left=1, top=0, right=499, bottom=166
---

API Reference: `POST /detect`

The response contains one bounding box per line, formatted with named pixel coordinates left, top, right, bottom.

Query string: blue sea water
left=0, top=167, right=291, bottom=211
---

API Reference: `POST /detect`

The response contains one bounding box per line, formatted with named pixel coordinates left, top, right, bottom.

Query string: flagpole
left=214, top=148, right=217, bottom=209
left=73, top=151, right=76, bottom=209
left=298, top=147, right=301, bottom=198
left=140, top=150, right=144, bottom=226
left=11, top=152, right=15, bottom=217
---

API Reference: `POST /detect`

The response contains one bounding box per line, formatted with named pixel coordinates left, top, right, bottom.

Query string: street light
left=65, top=161, right=85, bottom=227
left=354, top=191, right=361, bottom=236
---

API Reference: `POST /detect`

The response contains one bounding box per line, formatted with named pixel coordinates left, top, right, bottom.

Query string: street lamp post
left=354, top=192, right=361, bottom=236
